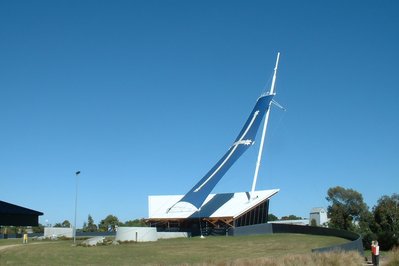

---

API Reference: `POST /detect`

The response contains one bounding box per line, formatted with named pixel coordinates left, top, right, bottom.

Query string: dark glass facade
left=234, top=199, right=269, bottom=227
left=148, top=199, right=270, bottom=236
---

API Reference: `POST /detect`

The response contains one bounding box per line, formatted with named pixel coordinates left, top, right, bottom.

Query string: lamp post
left=73, top=171, right=81, bottom=244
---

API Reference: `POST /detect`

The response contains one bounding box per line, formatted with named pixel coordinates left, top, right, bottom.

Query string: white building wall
left=115, top=227, right=157, bottom=242
left=270, top=219, right=309, bottom=226
left=44, top=227, right=73, bottom=238
left=157, top=232, right=189, bottom=239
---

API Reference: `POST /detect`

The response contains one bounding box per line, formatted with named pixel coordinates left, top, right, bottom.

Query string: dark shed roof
left=0, top=201, right=43, bottom=226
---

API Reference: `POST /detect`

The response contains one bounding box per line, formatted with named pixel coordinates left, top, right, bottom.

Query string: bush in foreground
left=193, top=251, right=363, bottom=266
left=386, top=247, right=399, bottom=266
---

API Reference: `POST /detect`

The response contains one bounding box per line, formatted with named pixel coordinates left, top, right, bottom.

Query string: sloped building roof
left=149, top=189, right=279, bottom=219
left=310, top=207, right=326, bottom=214
left=0, top=200, right=43, bottom=226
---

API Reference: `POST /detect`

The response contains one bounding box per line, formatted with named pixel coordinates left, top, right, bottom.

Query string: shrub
left=362, top=232, right=377, bottom=250
left=377, top=231, right=399, bottom=251
left=198, top=251, right=363, bottom=266
left=386, top=246, right=399, bottom=266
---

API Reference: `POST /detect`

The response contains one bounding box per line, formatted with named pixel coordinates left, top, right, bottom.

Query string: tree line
left=3, top=185, right=396, bottom=251
left=326, top=186, right=398, bottom=250
left=9, top=215, right=146, bottom=234
left=267, top=186, right=398, bottom=251
left=50, top=215, right=146, bottom=232
left=267, top=214, right=303, bottom=221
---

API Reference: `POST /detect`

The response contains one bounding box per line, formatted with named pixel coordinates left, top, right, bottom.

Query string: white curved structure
left=116, top=227, right=157, bottom=242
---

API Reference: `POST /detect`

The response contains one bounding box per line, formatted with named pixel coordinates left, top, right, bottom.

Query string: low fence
left=233, top=223, right=364, bottom=255
left=0, top=231, right=116, bottom=239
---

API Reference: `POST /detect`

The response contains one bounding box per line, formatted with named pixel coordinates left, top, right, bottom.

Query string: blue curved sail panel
left=177, top=94, right=274, bottom=210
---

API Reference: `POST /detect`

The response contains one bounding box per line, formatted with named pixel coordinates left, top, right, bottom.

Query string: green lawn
left=0, top=239, right=21, bottom=246
left=0, top=234, right=349, bottom=265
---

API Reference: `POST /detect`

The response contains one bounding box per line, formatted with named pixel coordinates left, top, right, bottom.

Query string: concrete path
left=0, top=244, right=23, bottom=251
left=0, top=242, right=48, bottom=251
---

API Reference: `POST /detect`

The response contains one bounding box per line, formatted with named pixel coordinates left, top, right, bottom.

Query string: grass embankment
left=0, top=234, right=358, bottom=265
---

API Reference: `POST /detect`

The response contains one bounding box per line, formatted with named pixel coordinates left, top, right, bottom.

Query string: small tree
left=54, top=220, right=71, bottom=228
left=310, top=219, right=317, bottom=227
left=62, top=220, right=71, bottom=228
left=98, top=214, right=120, bottom=232
left=281, top=215, right=302, bottom=220
left=372, top=194, right=399, bottom=250
left=354, top=209, right=376, bottom=249
left=83, top=215, right=98, bottom=232
left=124, top=219, right=146, bottom=227
left=267, top=214, right=278, bottom=221
left=326, top=186, right=368, bottom=231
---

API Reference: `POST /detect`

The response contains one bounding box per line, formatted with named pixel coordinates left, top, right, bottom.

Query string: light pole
left=73, top=171, right=81, bottom=244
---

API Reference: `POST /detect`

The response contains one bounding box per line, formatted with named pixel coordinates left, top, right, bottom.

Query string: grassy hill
left=0, top=234, right=362, bottom=265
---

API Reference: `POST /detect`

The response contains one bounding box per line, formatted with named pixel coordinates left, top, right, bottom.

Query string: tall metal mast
left=251, top=52, right=280, bottom=198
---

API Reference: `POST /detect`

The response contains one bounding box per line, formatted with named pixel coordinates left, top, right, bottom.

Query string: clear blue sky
left=1, top=1, right=398, bottom=227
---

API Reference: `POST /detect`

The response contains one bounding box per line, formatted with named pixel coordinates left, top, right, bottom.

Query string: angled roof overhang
left=148, top=189, right=279, bottom=220
left=0, top=200, right=44, bottom=226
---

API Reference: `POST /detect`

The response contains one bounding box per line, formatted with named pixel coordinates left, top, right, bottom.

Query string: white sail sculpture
left=165, top=53, right=282, bottom=213
left=251, top=52, right=280, bottom=198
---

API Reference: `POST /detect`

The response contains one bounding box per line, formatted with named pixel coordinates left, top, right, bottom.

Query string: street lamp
left=73, top=171, right=81, bottom=244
